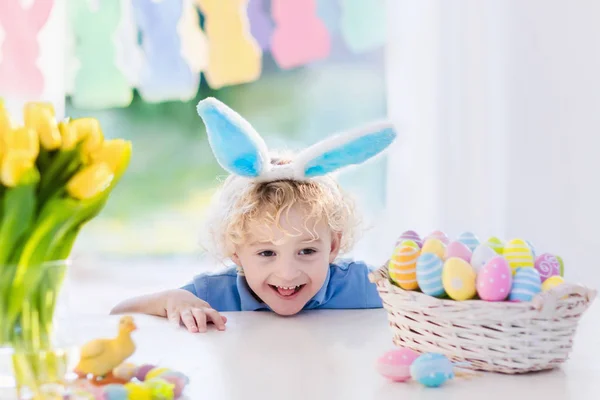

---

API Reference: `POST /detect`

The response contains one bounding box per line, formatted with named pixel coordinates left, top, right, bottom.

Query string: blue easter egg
left=103, top=384, right=128, bottom=400
left=457, top=232, right=480, bottom=252
left=416, top=253, right=445, bottom=297
left=509, top=267, right=542, bottom=302
left=410, top=353, right=454, bottom=388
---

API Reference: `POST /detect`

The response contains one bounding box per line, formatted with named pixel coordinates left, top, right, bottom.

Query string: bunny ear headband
left=196, top=97, right=397, bottom=182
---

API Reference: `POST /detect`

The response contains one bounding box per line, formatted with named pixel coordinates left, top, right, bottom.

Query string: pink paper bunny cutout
left=270, top=0, right=331, bottom=69
left=0, top=0, right=54, bottom=98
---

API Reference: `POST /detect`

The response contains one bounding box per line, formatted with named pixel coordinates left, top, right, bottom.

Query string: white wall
left=385, top=0, right=600, bottom=288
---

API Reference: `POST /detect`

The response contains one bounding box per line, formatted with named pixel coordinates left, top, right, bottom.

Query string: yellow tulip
left=0, top=101, right=14, bottom=135
left=66, top=163, right=114, bottom=200
left=1, top=151, right=35, bottom=187
left=3, top=127, right=39, bottom=160
left=58, top=120, right=78, bottom=150
left=23, top=102, right=61, bottom=150
left=69, top=118, right=104, bottom=162
left=90, top=139, right=132, bottom=175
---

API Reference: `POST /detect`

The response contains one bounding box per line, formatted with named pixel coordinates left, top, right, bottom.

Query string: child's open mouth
left=269, top=284, right=305, bottom=299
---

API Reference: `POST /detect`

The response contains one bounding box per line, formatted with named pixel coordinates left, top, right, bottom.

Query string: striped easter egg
left=416, top=253, right=445, bottom=297
left=457, top=231, right=480, bottom=252
left=504, top=238, right=534, bottom=275
left=388, top=245, right=420, bottom=290
left=525, top=240, right=537, bottom=258
left=509, top=267, right=541, bottom=302
left=396, top=230, right=422, bottom=247
left=486, top=236, right=504, bottom=255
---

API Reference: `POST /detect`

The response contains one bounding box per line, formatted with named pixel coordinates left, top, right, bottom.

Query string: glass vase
left=0, top=260, right=77, bottom=399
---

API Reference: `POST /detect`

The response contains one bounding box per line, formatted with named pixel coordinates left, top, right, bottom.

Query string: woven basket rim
left=369, top=264, right=597, bottom=312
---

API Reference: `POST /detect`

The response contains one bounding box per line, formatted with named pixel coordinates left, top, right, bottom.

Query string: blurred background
left=1, top=0, right=598, bottom=315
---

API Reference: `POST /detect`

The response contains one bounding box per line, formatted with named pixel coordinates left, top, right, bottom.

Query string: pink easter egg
left=135, top=364, right=155, bottom=381
left=476, top=256, right=512, bottom=301
left=425, top=230, right=450, bottom=245
left=161, top=374, right=186, bottom=398
left=376, top=348, right=420, bottom=382
left=396, top=230, right=422, bottom=247
left=444, top=241, right=472, bottom=262
left=535, top=253, right=561, bottom=282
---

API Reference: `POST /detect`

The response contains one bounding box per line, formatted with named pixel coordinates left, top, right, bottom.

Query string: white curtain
left=384, top=0, right=600, bottom=288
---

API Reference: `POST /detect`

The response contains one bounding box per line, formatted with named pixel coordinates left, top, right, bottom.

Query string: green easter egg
left=399, top=239, right=420, bottom=250
left=486, top=236, right=504, bottom=255
left=556, top=255, right=564, bottom=276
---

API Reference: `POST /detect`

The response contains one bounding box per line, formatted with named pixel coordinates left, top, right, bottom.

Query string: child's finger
left=191, top=308, right=208, bottom=333
left=168, top=310, right=181, bottom=326
left=205, top=308, right=226, bottom=331
left=180, top=309, right=198, bottom=333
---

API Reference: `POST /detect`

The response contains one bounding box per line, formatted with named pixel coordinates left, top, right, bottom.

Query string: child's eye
left=258, top=250, right=276, bottom=257
left=299, top=248, right=317, bottom=255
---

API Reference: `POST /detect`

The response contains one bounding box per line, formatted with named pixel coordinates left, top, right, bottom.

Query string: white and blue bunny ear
left=197, top=97, right=269, bottom=177
left=295, top=121, right=397, bottom=178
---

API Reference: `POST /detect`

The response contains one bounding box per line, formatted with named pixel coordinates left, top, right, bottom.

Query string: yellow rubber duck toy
left=75, top=315, right=137, bottom=385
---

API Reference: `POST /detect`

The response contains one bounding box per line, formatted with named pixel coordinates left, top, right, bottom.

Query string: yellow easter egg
left=442, top=257, right=477, bottom=300
left=421, top=238, right=446, bottom=260
left=542, top=275, right=565, bottom=292
left=503, top=238, right=534, bottom=275
left=145, top=367, right=170, bottom=381
left=388, top=245, right=420, bottom=290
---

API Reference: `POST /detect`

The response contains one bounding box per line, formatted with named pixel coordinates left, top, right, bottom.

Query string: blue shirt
left=181, top=259, right=383, bottom=312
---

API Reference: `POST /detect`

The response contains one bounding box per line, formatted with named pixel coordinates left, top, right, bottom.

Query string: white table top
left=62, top=303, right=600, bottom=400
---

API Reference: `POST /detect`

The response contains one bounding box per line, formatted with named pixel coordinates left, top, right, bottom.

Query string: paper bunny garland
left=196, top=97, right=397, bottom=182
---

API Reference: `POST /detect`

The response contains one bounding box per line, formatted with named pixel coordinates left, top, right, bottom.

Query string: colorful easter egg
left=556, top=256, right=565, bottom=276
left=509, top=267, right=542, bottom=302
left=103, top=384, right=128, bottom=400
left=162, top=370, right=189, bottom=385
left=425, top=230, right=449, bottom=245
left=399, top=239, right=420, bottom=250
left=486, top=236, right=504, bottom=254
left=125, top=381, right=152, bottom=399
left=444, top=241, right=472, bottom=263
left=145, top=378, right=175, bottom=400
left=145, top=367, right=171, bottom=381
left=534, top=253, right=561, bottom=282
left=470, top=244, right=497, bottom=273
left=410, top=353, right=454, bottom=388
left=113, top=362, right=137, bottom=381
left=135, top=364, right=156, bottom=381
left=457, top=231, right=480, bottom=252
left=416, top=253, right=445, bottom=297
left=388, top=245, right=419, bottom=290
left=476, top=256, right=512, bottom=301
left=376, top=348, right=420, bottom=382
left=161, top=373, right=187, bottom=398
left=542, top=275, right=565, bottom=292
left=421, top=238, right=446, bottom=260
left=442, top=258, right=477, bottom=300
left=504, top=238, right=534, bottom=275
left=396, top=230, right=422, bottom=247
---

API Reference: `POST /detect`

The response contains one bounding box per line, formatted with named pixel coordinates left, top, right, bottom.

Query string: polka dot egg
left=476, top=256, right=512, bottom=301
left=396, top=230, right=422, bottom=247
left=486, top=236, right=504, bottom=255
left=416, top=253, right=445, bottom=297
left=504, top=238, right=534, bottom=275
left=376, top=348, right=420, bottom=382
left=457, top=231, right=480, bottom=252
left=535, top=253, right=561, bottom=282
left=470, top=244, right=497, bottom=273
left=444, top=241, right=472, bottom=263
left=421, top=238, right=446, bottom=260
left=509, top=267, right=542, bottom=302
left=410, top=353, right=454, bottom=388
left=388, top=245, right=419, bottom=290
left=442, top=258, right=477, bottom=300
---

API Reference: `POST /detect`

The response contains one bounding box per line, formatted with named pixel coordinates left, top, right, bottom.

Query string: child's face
left=232, top=206, right=341, bottom=316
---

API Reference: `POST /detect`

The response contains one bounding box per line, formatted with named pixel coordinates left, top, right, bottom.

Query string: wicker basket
left=369, top=264, right=597, bottom=374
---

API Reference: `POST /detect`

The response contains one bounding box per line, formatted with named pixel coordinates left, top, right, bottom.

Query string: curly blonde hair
left=200, top=158, right=361, bottom=262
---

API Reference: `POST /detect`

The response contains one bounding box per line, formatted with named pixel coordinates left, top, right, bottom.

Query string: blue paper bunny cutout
left=196, top=97, right=397, bottom=181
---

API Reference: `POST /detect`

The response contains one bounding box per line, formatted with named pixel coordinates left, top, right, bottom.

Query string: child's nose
left=276, top=261, right=302, bottom=281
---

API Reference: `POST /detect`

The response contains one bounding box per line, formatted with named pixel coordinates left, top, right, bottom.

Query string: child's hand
left=165, top=289, right=227, bottom=333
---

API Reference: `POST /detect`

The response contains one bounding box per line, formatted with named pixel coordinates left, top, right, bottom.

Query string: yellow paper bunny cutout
left=195, top=0, right=262, bottom=89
